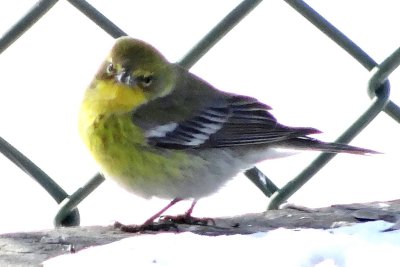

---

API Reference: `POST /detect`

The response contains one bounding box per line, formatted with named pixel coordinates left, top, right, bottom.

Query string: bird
left=79, top=36, right=376, bottom=231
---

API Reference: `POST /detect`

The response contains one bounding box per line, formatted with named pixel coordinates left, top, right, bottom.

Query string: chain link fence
left=1, top=0, right=399, bottom=227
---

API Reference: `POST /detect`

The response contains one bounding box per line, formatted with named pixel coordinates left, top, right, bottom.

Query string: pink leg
left=184, top=199, right=197, bottom=217
left=143, top=198, right=182, bottom=225
left=161, top=200, right=216, bottom=226
left=114, top=198, right=182, bottom=233
left=115, top=199, right=215, bottom=233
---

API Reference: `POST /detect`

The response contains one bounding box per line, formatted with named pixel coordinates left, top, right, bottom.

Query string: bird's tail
left=284, top=137, right=379, bottom=155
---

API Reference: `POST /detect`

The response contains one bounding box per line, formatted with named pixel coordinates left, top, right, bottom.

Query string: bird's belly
left=102, top=148, right=248, bottom=200
left=84, top=114, right=286, bottom=200
left=86, top=117, right=294, bottom=200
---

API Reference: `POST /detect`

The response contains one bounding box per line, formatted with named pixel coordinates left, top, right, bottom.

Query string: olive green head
left=96, top=36, right=176, bottom=101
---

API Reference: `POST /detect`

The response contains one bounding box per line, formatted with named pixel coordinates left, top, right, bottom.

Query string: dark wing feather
left=146, top=95, right=320, bottom=149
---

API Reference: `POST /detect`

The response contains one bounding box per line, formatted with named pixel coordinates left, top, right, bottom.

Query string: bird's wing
left=145, top=95, right=320, bottom=149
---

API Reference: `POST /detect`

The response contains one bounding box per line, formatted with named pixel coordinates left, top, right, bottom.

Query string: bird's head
left=85, top=37, right=176, bottom=115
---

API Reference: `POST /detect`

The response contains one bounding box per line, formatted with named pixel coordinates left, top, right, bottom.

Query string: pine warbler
left=79, top=37, right=375, bottom=231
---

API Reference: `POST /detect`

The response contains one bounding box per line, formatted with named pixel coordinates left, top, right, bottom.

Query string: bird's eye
left=106, top=63, right=115, bottom=75
left=137, top=75, right=153, bottom=87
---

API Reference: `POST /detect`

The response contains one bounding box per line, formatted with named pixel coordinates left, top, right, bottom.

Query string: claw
left=114, top=221, right=179, bottom=233
left=114, top=199, right=216, bottom=233
left=159, top=214, right=216, bottom=226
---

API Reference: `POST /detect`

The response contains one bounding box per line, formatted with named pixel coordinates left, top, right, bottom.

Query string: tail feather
left=285, top=137, right=379, bottom=155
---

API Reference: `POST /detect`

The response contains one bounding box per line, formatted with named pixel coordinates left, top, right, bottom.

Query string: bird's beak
left=115, top=69, right=135, bottom=87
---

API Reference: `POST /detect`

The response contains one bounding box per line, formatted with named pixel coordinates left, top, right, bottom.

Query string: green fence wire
left=0, top=0, right=399, bottom=227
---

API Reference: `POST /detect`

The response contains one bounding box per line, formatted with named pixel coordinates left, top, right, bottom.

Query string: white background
left=0, top=0, right=399, bottom=234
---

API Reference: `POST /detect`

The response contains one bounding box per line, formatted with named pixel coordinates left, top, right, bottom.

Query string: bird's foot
left=159, top=214, right=216, bottom=226
left=114, top=221, right=178, bottom=233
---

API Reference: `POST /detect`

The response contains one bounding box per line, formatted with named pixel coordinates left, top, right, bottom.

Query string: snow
left=44, top=221, right=400, bottom=267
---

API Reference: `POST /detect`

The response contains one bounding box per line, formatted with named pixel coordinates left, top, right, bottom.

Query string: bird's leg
left=160, top=200, right=216, bottom=226
left=184, top=199, right=198, bottom=217
left=114, top=198, right=182, bottom=233
left=143, top=198, right=182, bottom=225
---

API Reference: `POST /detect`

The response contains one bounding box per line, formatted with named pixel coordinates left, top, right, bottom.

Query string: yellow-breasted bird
left=79, top=36, right=376, bottom=231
